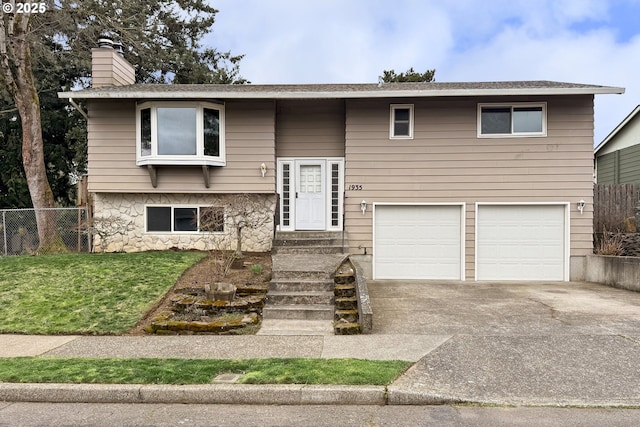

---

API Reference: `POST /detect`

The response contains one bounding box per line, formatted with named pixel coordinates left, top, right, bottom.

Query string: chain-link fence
left=0, top=207, right=91, bottom=256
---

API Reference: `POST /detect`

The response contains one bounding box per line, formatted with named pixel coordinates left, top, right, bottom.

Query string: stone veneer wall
left=92, top=193, right=276, bottom=253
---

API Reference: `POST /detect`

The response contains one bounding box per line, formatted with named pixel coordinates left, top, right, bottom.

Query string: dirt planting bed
left=130, top=252, right=272, bottom=335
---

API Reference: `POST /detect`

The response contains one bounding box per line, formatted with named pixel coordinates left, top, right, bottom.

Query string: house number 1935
left=348, top=184, right=363, bottom=191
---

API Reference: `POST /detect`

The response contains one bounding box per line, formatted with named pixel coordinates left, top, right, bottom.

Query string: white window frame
left=136, top=101, right=226, bottom=167
left=389, top=104, right=414, bottom=139
left=145, top=205, right=225, bottom=234
left=477, top=102, right=547, bottom=138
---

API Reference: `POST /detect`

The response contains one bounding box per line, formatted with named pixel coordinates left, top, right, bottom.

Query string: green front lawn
left=0, top=357, right=411, bottom=385
left=0, top=251, right=206, bottom=334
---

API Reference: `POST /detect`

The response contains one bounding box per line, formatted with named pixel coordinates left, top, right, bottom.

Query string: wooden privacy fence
left=593, top=184, right=640, bottom=233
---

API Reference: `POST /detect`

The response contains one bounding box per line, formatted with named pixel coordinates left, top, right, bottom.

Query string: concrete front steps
left=260, top=231, right=348, bottom=336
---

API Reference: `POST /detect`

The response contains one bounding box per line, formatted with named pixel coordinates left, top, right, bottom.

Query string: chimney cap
left=97, top=35, right=114, bottom=49
left=113, top=42, right=125, bottom=57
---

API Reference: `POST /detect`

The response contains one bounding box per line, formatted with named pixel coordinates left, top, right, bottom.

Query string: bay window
left=137, top=101, right=225, bottom=166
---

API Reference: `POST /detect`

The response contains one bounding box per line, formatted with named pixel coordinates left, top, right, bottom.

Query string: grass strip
left=0, top=357, right=412, bottom=386
left=0, top=251, right=206, bottom=334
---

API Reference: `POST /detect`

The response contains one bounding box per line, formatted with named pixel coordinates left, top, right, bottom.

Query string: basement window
left=146, top=206, right=224, bottom=233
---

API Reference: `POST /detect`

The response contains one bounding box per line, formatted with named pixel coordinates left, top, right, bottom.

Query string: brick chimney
left=91, top=36, right=135, bottom=88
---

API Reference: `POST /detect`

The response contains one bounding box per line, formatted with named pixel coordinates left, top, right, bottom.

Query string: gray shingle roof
left=58, top=80, right=624, bottom=99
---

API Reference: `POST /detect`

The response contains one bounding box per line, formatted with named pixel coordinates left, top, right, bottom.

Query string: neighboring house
left=59, top=45, right=624, bottom=281
left=594, top=105, right=640, bottom=184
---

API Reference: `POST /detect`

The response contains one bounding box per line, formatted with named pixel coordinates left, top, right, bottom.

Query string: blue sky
left=207, top=0, right=640, bottom=143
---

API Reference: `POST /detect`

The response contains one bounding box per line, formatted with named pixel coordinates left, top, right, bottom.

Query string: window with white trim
left=137, top=101, right=225, bottom=166
left=146, top=206, right=224, bottom=233
left=390, top=104, right=414, bottom=139
left=478, top=103, right=546, bottom=137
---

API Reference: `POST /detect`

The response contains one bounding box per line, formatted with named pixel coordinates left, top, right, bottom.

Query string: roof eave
left=58, top=86, right=626, bottom=100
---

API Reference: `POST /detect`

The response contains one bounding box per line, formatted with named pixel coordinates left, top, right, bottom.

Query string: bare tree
left=223, top=193, right=273, bottom=258
left=82, top=215, right=133, bottom=253
left=200, top=194, right=274, bottom=278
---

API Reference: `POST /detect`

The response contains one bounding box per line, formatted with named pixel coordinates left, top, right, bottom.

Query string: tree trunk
left=17, top=88, right=58, bottom=252
left=235, top=225, right=243, bottom=257
left=1, top=10, right=60, bottom=252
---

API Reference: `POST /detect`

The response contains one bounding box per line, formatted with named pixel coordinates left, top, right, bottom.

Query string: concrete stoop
left=270, top=231, right=346, bottom=255
left=262, top=231, right=348, bottom=335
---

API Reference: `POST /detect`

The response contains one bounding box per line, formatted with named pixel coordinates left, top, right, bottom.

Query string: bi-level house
left=59, top=44, right=623, bottom=281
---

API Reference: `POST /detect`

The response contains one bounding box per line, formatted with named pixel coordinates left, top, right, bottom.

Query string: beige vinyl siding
left=87, top=99, right=276, bottom=193
left=345, top=95, right=594, bottom=280
left=276, top=100, right=345, bottom=157
left=91, top=49, right=135, bottom=87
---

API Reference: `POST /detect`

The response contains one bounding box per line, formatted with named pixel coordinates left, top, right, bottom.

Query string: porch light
left=360, top=200, right=367, bottom=215
left=577, top=199, right=585, bottom=214
left=261, top=163, right=267, bottom=177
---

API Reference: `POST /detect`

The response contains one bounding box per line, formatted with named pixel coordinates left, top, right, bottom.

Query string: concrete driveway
left=369, top=280, right=640, bottom=406
left=369, top=280, right=640, bottom=335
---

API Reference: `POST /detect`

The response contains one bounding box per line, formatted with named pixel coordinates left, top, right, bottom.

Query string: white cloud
left=208, top=0, right=640, bottom=141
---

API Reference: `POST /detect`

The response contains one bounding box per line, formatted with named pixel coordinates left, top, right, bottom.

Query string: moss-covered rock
left=334, top=322, right=361, bottom=335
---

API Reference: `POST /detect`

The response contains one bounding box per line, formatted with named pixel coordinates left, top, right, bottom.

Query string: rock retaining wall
left=333, top=258, right=373, bottom=335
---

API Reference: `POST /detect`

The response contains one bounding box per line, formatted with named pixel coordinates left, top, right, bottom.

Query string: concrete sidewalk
left=1, top=280, right=640, bottom=406
left=0, top=334, right=445, bottom=361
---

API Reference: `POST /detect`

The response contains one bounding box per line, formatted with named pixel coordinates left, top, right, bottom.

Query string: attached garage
left=476, top=204, right=568, bottom=281
left=373, top=204, right=464, bottom=280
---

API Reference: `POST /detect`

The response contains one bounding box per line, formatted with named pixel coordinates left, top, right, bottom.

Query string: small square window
left=390, top=104, right=414, bottom=139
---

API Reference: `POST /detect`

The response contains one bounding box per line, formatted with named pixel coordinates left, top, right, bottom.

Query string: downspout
left=342, top=192, right=346, bottom=252
left=68, top=98, right=88, bottom=120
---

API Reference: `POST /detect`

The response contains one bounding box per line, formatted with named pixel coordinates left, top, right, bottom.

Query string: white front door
left=295, top=161, right=326, bottom=230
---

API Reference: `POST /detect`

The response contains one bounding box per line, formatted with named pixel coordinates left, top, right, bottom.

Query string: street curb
left=0, top=383, right=387, bottom=405
left=386, top=387, right=463, bottom=405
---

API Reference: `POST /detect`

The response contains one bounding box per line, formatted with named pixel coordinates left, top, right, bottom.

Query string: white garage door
left=476, top=205, right=567, bottom=281
left=374, top=205, right=463, bottom=280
